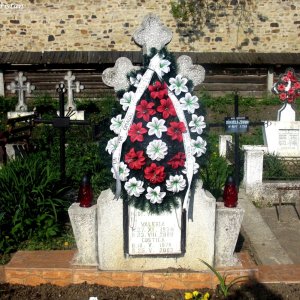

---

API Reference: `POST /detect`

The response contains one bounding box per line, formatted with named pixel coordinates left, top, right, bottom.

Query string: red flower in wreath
left=136, top=99, right=156, bottom=122
left=167, top=121, right=186, bottom=142
left=167, top=152, right=186, bottom=169
left=157, top=97, right=176, bottom=119
left=144, top=163, right=166, bottom=184
left=125, top=148, right=145, bottom=170
left=148, top=81, right=168, bottom=100
left=128, top=122, right=147, bottom=142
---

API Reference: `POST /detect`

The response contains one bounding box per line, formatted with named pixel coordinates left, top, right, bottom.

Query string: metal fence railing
left=263, top=155, right=300, bottom=180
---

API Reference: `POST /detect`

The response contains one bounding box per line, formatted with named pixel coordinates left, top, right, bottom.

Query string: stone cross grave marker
left=64, top=71, right=84, bottom=112
left=7, top=71, right=35, bottom=112
left=102, top=14, right=206, bottom=258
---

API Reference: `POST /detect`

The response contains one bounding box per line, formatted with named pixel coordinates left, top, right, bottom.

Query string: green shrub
left=28, top=94, right=58, bottom=119
left=199, top=133, right=232, bottom=199
left=0, top=152, right=71, bottom=254
left=263, top=154, right=288, bottom=180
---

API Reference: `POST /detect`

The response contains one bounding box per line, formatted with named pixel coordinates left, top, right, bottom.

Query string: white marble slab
left=128, top=205, right=182, bottom=255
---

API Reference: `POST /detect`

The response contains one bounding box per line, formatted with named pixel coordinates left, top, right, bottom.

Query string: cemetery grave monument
left=263, top=68, right=300, bottom=157
left=68, top=14, right=244, bottom=270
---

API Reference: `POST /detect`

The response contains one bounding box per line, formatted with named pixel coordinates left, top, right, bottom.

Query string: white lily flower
left=169, top=74, right=188, bottom=96
left=146, top=117, right=167, bottom=138
left=146, top=140, right=168, bottom=161
left=129, top=73, right=142, bottom=88
left=189, top=114, right=206, bottom=134
left=166, top=175, right=186, bottom=193
left=124, top=177, right=145, bottom=197
left=105, top=137, right=119, bottom=154
left=110, top=114, right=123, bottom=134
left=159, top=59, right=171, bottom=76
left=180, top=93, right=199, bottom=114
left=120, top=91, right=135, bottom=111
left=192, top=136, right=207, bottom=157
left=146, top=186, right=166, bottom=204
left=111, top=161, right=129, bottom=181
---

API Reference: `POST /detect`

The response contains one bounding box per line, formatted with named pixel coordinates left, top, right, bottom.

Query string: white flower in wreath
left=180, top=93, right=199, bottom=114
left=189, top=114, right=206, bottom=134
left=111, top=162, right=129, bottom=181
left=105, top=137, right=119, bottom=154
left=110, top=114, right=123, bottom=134
left=146, top=139, right=168, bottom=161
left=146, top=186, right=166, bottom=204
left=120, top=91, right=135, bottom=111
left=129, top=73, right=142, bottom=88
left=191, top=136, right=207, bottom=157
left=124, top=177, right=145, bottom=197
left=159, top=59, right=171, bottom=76
left=146, top=117, right=167, bottom=138
left=169, top=74, right=188, bottom=96
left=166, top=174, right=186, bottom=193
left=182, top=158, right=199, bottom=175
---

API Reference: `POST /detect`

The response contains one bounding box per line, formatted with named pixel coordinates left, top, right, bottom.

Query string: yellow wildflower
left=202, top=292, right=210, bottom=300
left=184, top=292, right=193, bottom=300
left=192, top=291, right=199, bottom=297
left=64, top=241, right=69, bottom=247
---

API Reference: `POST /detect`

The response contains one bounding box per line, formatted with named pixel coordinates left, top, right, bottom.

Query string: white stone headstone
left=277, top=103, right=295, bottom=121
left=263, top=121, right=300, bottom=156
left=7, top=72, right=35, bottom=112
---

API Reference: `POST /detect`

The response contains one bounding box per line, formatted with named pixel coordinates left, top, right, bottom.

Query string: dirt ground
left=1, top=281, right=300, bottom=299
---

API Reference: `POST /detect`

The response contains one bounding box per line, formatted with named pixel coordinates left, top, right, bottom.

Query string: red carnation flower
left=157, top=97, right=176, bottom=119
left=167, top=152, right=186, bottom=169
left=136, top=99, right=156, bottom=122
left=125, top=148, right=145, bottom=170
left=277, top=84, right=286, bottom=92
left=148, top=81, right=168, bottom=100
left=128, top=122, right=147, bottom=142
left=279, top=93, right=286, bottom=102
left=167, top=121, right=186, bottom=142
left=144, top=163, right=166, bottom=184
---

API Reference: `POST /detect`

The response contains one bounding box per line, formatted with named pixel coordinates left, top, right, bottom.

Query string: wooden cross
left=7, top=71, right=35, bottom=112
left=64, top=71, right=84, bottom=112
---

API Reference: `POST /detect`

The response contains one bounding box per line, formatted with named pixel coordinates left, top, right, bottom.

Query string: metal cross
left=35, top=83, right=89, bottom=181
left=7, top=71, right=35, bottom=112
left=64, top=71, right=84, bottom=112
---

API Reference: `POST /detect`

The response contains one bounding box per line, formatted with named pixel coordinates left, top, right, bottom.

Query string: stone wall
left=0, top=0, right=299, bottom=53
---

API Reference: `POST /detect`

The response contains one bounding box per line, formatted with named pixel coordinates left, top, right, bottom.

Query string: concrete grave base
left=69, top=180, right=245, bottom=271
left=214, top=202, right=245, bottom=267
left=97, top=181, right=216, bottom=271
left=68, top=203, right=98, bottom=266
left=7, top=111, right=34, bottom=119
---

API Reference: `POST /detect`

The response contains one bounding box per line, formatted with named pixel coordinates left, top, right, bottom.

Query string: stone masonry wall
left=0, top=0, right=299, bottom=53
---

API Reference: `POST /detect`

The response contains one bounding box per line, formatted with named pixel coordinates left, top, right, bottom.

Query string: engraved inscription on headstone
left=128, top=206, right=182, bottom=255
left=279, top=129, right=299, bottom=150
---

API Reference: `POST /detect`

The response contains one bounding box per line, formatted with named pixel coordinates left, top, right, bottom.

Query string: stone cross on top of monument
left=63, top=71, right=84, bottom=112
left=7, top=71, right=35, bottom=112
left=103, top=14, right=205, bottom=91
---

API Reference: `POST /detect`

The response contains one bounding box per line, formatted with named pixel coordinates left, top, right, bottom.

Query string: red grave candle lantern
left=78, top=175, right=93, bottom=208
left=223, top=175, right=238, bottom=208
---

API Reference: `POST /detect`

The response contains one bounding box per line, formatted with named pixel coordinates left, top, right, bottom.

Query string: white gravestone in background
left=7, top=71, right=35, bottom=118
left=263, top=118, right=300, bottom=157
left=264, top=69, right=300, bottom=156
